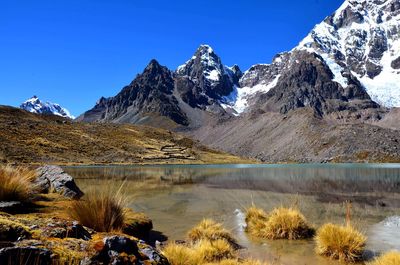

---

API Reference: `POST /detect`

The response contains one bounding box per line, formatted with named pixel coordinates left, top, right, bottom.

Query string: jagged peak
left=196, top=44, right=214, bottom=54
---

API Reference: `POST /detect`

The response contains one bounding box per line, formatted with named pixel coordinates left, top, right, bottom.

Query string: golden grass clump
left=368, top=251, right=400, bottom=265
left=0, top=164, right=37, bottom=202
left=162, top=240, right=236, bottom=265
left=164, top=219, right=271, bottom=265
left=245, top=206, right=269, bottom=237
left=187, top=219, right=237, bottom=246
left=196, top=239, right=235, bottom=262
left=69, top=187, right=126, bottom=232
left=245, top=206, right=313, bottom=240
left=315, top=223, right=366, bottom=262
left=162, top=243, right=201, bottom=265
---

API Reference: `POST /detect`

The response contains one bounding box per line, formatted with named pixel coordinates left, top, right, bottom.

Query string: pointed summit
left=175, top=44, right=239, bottom=102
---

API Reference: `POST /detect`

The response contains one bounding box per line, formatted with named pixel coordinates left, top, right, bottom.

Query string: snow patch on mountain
left=20, top=96, right=74, bottom=119
left=295, top=0, right=400, bottom=107
left=222, top=74, right=281, bottom=115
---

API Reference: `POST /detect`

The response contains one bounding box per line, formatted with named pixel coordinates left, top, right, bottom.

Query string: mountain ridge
left=76, top=0, right=400, bottom=162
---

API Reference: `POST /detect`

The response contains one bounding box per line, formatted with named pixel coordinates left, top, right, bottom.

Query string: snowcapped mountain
left=297, top=0, right=400, bottom=107
left=20, top=96, right=74, bottom=119
left=80, top=0, right=400, bottom=124
left=235, top=0, right=400, bottom=113
left=176, top=44, right=242, bottom=109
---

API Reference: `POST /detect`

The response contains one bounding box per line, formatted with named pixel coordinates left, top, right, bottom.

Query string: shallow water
left=65, top=164, right=400, bottom=265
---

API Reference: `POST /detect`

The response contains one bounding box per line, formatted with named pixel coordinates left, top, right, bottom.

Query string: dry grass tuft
left=0, top=164, right=37, bottom=202
left=315, top=223, right=366, bottom=263
left=164, top=219, right=270, bottom=265
left=162, top=242, right=203, bottom=265
left=69, top=185, right=126, bottom=232
left=368, top=251, right=400, bottom=265
left=187, top=219, right=237, bottom=246
left=245, top=206, right=269, bottom=237
left=196, top=239, right=235, bottom=262
left=245, top=206, right=313, bottom=240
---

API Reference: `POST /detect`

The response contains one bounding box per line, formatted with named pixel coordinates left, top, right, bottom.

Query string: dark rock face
left=392, top=56, right=400, bottom=69
left=176, top=45, right=240, bottom=106
left=35, top=165, right=84, bottom=199
left=0, top=246, right=52, bottom=265
left=78, top=60, right=189, bottom=126
left=254, top=51, right=378, bottom=116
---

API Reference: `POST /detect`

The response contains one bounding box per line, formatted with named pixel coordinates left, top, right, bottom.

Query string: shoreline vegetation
left=0, top=164, right=399, bottom=264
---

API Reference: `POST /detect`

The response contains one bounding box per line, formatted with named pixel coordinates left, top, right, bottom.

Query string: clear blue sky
left=0, top=0, right=343, bottom=116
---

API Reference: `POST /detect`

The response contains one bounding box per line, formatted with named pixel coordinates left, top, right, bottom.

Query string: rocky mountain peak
left=296, top=0, right=400, bottom=107
left=175, top=45, right=240, bottom=107
left=20, top=96, right=74, bottom=119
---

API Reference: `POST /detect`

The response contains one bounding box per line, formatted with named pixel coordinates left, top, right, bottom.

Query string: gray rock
left=392, top=56, right=400, bottom=69
left=35, top=165, right=83, bottom=199
left=86, top=235, right=169, bottom=265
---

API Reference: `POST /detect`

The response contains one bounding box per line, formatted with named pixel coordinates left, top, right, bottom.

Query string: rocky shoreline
left=0, top=165, right=169, bottom=265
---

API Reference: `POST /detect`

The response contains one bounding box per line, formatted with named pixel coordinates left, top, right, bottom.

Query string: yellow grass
left=0, top=164, right=37, bottom=202
left=368, top=251, right=400, bottom=265
left=196, top=239, right=235, bottom=262
left=245, top=206, right=313, bottom=240
left=162, top=240, right=238, bottom=265
left=162, top=243, right=201, bottom=265
left=187, top=219, right=237, bottom=246
left=315, top=223, right=366, bottom=262
left=69, top=186, right=126, bottom=232
left=245, top=206, right=269, bottom=237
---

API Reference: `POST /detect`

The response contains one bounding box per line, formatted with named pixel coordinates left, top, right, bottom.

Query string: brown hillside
left=0, top=106, right=248, bottom=165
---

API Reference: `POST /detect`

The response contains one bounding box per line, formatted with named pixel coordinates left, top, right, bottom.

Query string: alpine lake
left=64, top=164, right=400, bottom=265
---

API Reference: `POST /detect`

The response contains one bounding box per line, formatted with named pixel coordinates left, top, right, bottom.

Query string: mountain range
left=23, top=0, right=400, bottom=162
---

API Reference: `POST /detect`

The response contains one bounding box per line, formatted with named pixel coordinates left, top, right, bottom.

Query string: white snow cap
left=20, top=95, right=75, bottom=119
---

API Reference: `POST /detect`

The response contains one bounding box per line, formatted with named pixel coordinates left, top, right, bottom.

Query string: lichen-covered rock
left=35, top=165, right=84, bottom=199
left=0, top=216, right=31, bottom=241
left=87, top=235, right=169, bottom=265
left=40, top=220, right=92, bottom=240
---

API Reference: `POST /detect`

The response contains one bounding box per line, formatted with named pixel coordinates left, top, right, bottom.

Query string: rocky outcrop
left=35, top=165, right=84, bottom=199
left=392, top=56, right=400, bottom=69
left=253, top=51, right=379, bottom=116
left=77, top=60, right=189, bottom=126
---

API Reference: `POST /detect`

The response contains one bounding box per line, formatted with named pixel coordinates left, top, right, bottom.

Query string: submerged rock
left=35, top=165, right=84, bottom=199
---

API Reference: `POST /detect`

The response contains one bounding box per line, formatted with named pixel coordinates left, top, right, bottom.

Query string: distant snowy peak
left=20, top=96, right=74, bottom=119
left=295, top=0, right=400, bottom=107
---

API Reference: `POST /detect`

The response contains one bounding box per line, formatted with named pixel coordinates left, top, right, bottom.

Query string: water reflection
left=64, top=164, right=400, bottom=265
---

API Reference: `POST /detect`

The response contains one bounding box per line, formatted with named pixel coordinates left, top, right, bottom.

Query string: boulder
left=87, top=235, right=170, bottom=265
left=35, top=165, right=83, bottom=199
